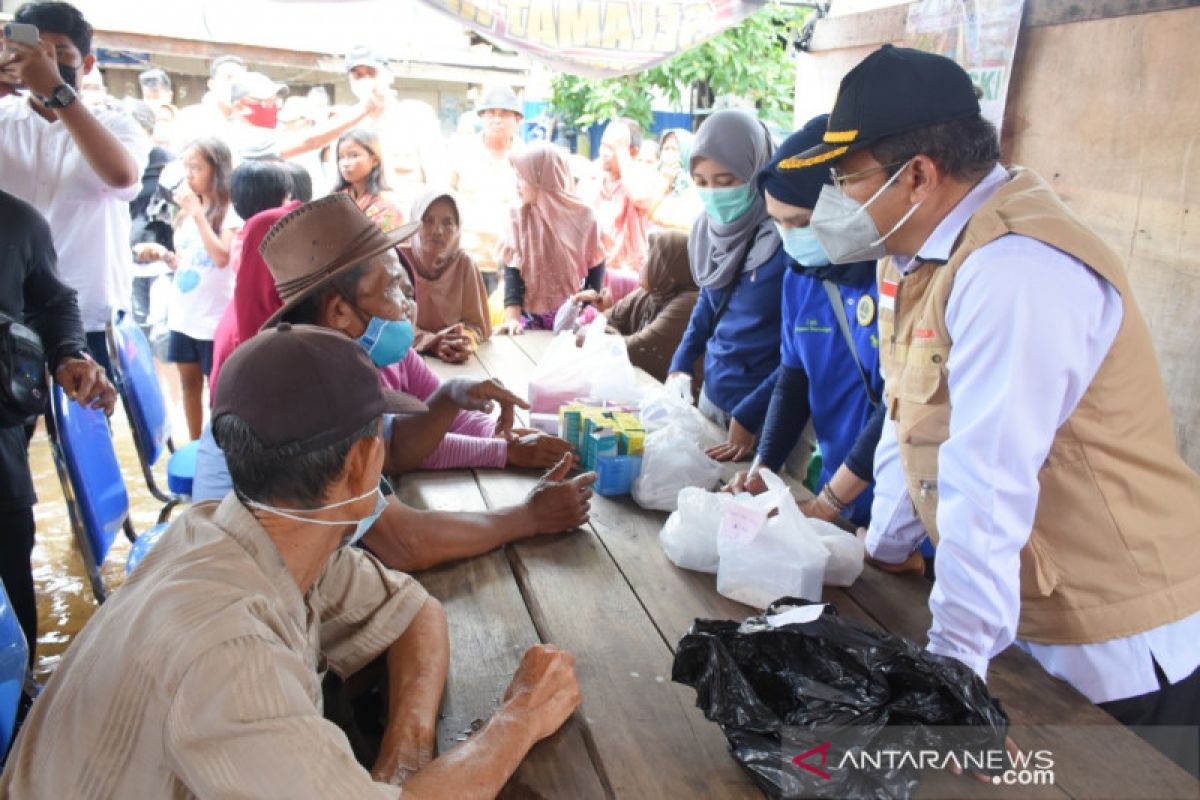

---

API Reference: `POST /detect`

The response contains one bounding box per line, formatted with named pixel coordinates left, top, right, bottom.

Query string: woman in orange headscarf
left=496, top=143, right=606, bottom=334
left=400, top=189, right=491, bottom=363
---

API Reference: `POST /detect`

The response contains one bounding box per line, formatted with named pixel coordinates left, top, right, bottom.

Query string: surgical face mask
left=244, top=479, right=390, bottom=548
left=349, top=77, right=376, bottom=103
left=810, top=159, right=922, bottom=264
left=775, top=223, right=831, bottom=269
left=697, top=182, right=757, bottom=225
left=357, top=316, right=414, bottom=368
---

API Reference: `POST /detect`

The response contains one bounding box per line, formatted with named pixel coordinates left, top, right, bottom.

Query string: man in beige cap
left=1, top=323, right=582, bottom=797
left=449, top=84, right=524, bottom=292
left=193, top=193, right=593, bottom=571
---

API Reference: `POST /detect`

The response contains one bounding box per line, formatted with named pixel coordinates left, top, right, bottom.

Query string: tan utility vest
left=878, top=167, right=1200, bottom=645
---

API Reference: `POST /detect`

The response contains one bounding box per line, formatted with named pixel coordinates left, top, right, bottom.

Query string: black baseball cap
left=790, top=44, right=980, bottom=170
left=213, top=323, right=424, bottom=455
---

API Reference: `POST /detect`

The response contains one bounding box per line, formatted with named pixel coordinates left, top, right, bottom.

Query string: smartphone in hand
left=2, top=22, right=40, bottom=87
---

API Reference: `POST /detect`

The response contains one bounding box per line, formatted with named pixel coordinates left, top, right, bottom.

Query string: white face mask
left=810, top=158, right=922, bottom=264
left=349, top=77, right=376, bottom=103
left=245, top=478, right=391, bottom=548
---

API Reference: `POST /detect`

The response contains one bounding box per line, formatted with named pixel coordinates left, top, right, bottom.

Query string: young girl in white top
left=135, top=137, right=241, bottom=440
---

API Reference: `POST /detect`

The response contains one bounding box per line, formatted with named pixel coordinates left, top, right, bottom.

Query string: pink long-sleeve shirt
left=378, top=351, right=508, bottom=469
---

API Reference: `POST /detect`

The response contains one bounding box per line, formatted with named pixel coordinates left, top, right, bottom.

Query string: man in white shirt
left=344, top=46, right=449, bottom=214
left=795, top=44, right=1200, bottom=774
left=0, top=1, right=149, bottom=374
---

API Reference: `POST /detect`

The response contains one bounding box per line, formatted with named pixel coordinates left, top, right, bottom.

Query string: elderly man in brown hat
left=193, top=193, right=594, bottom=571
left=1, top=323, right=582, bottom=797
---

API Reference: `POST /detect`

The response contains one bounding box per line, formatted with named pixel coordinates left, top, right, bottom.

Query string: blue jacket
left=759, top=260, right=884, bottom=525
left=669, top=243, right=787, bottom=432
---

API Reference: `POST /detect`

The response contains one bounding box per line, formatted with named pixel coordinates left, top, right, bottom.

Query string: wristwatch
left=42, top=83, right=77, bottom=109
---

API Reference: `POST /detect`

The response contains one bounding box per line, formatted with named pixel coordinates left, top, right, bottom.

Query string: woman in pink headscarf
left=497, top=143, right=606, bottom=334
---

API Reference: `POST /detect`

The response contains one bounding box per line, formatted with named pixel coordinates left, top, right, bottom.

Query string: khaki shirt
left=0, top=494, right=429, bottom=799
left=449, top=137, right=520, bottom=274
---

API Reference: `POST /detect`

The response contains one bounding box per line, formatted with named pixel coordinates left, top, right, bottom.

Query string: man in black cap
left=796, top=44, right=1200, bottom=771
left=1, top=323, right=583, bottom=797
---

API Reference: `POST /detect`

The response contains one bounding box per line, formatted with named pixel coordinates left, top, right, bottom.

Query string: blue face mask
left=775, top=223, right=832, bottom=269
left=357, top=317, right=414, bottom=368
left=244, top=477, right=391, bottom=548
left=697, top=183, right=757, bottom=225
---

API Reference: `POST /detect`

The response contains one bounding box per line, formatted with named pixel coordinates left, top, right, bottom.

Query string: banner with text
left=904, top=0, right=1025, bottom=132
left=418, top=0, right=768, bottom=77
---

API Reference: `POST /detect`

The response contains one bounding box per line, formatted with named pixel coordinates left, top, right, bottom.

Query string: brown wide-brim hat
left=259, top=193, right=419, bottom=331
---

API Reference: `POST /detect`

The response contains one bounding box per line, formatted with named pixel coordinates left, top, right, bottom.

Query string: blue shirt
left=669, top=243, right=787, bottom=432
left=780, top=263, right=883, bottom=525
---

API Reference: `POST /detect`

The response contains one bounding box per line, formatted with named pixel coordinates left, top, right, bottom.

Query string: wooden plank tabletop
left=407, top=332, right=1199, bottom=800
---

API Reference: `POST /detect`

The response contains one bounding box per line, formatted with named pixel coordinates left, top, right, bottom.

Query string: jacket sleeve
left=843, top=402, right=885, bottom=481
left=731, top=364, right=779, bottom=436
left=503, top=265, right=524, bottom=308
left=668, top=288, right=714, bottom=376
left=755, top=364, right=811, bottom=471
left=19, top=204, right=87, bottom=369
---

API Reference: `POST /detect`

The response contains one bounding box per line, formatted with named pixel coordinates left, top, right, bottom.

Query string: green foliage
left=549, top=3, right=811, bottom=132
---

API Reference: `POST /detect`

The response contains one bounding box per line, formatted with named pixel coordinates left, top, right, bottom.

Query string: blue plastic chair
left=45, top=384, right=171, bottom=602
left=106, top=310, right=197, bottom=520
left=0, top=578, right=28, bottom=757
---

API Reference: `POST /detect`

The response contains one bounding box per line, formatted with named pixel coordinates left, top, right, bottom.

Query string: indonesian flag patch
left=880, top=279, right=898, bottom=311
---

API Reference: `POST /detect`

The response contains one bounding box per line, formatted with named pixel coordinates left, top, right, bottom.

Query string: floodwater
left=26, top=370, right=193, bottom=683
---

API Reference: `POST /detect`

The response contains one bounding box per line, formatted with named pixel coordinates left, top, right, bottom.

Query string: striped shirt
left=0, top=494, right=428, bottom=798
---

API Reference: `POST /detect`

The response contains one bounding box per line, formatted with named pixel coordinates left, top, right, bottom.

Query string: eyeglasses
left=830, top=161, right=906, bottom=191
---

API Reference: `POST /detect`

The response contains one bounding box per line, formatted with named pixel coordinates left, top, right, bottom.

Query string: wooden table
left=402, top=332, right=1199, bottom=800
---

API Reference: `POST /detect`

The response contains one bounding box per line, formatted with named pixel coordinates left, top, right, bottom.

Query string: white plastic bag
left=632, top=425, right=722, bottom=511
left=716, top=470, right=831, bottom=607
left=808, top=518, right=866, bottom=587
left=552, top=298, right=581, bottom=333
left=527, top=315, right=639, bottom=413
left=637, top=388, right=721, bottom=447
left=659, top=486, right=728, bottom=573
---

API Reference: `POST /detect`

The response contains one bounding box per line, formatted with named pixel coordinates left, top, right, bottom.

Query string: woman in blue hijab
left=727, top=114, right=885, bottom=528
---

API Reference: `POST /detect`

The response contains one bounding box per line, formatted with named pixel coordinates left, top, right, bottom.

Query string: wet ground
left=26, top=368, right=193, bottom=683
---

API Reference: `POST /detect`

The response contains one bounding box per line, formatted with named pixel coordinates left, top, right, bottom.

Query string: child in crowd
left=134, top=137, right=241, bottom=441
left=333, top=127, right=405, bottom=233
left=400, top=190, right=491, bottom=363
left=497, top=144, right=606, bottom=334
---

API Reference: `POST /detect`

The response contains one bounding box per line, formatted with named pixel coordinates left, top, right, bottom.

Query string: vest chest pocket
left=896, top=348, right=951, bottom=449
left=899, top=345, right=949, bottom=404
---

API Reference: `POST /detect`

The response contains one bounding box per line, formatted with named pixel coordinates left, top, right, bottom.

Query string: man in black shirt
left=1, top=189, right=115, bottom=665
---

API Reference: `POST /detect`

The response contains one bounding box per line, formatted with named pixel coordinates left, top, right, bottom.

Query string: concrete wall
left=798, top=3, right=1200, bottom=470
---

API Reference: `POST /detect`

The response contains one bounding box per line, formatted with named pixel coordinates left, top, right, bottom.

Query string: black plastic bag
left=673, top=598, right=1008, bottom=799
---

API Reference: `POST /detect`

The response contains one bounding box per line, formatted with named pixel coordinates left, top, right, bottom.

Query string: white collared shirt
left=867, top=164, right=1200, bottom=704
left=0, top=95, right=149, bottom=331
